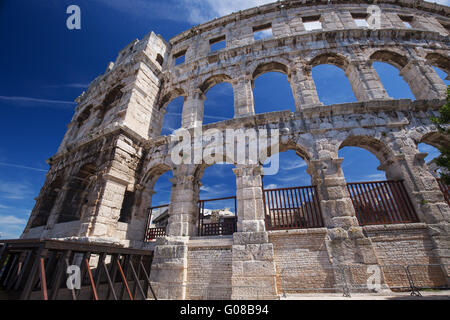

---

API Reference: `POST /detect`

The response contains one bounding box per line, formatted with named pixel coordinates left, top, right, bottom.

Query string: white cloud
left=0, top=180, right=34, bottom=200
left=0, top=215, right=27, bottom=239
left=96, top=1, right=449, bottom=26
left=0, top=161, right=48, bottom=172
left=0, top=96, right=76, bottom=108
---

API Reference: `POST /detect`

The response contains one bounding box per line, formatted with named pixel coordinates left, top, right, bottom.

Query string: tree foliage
left=431, top=86, right=450, bottom=185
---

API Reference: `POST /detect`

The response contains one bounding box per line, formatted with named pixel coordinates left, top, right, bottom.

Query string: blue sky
left=0, top=0, right=448, bottom=238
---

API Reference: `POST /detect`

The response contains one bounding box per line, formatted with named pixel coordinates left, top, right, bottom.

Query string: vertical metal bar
left=13, top=250, right=33, bottom=291
left=312, top=186, right=323, bottom=227
left=361, top=183, right=378, bottom=224
left=102, top=258, right=118, bottom=301
left=348, top=184, right=362, bottom=225
left=396, top=181, right=418, bottom=222
left=91, top=253, right=106, bottom=300
left=129, top=260, right=146, bottom=300
left=84, top=257, right=98, bottom=300
left=298, top=187, right=308, bottom=228
left=64, top=253, right=77, bottom=300
left=375, top=182, right=394, bottom=224
left=117, top=257, right=133, bottom=300
left=283, top=189, right=291, bottom=227
left=353, top=183, right=370, bottom=225
left=379, top=181, right=400, bottom=223
left=389, top=181, right=409, bottom=222
left=20, top=245, right=43, bottom=300
left=140, top=260, right=157, bottom=300
left=3, top=254, right=19, bottom=289
left=39, top=257, right=48, bottom=300
left=50, top=250, right=72, bottom=300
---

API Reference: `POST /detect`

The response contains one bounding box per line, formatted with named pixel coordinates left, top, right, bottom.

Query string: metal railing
left=0, top=239, right=155, bottom=300
left=145, top=204, right=168, bottom=241
left=263, top=185, right=323, bottom=230
left=198, top=196, right=237, bottom=237
left=347, top=180, right=419, bottom=226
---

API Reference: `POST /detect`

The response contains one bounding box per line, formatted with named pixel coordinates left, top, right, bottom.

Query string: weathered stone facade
left=22, top=0, right=449, bottom=299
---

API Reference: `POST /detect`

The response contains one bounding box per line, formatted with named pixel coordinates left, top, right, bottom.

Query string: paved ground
left=281, top=290, right=450, bottom=300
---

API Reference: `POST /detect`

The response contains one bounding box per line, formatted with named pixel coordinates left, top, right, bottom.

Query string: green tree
left=431, top=86, right=450, bottom=185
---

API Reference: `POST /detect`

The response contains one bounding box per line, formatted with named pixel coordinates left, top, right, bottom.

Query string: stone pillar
left=308, top=158, right=359, bottom=228
left=232, top=76, right=255, bottom=117
left=290, top=63, right=322, bottom=111
left=400, top=60, right=447, bottom=100
left=166, top=166, right=200, bottom=237
left=80, top=175, right=128, bottom=239
left=345, top=60, right=391, bottom=101
left=309, top=157, right=389, bottom=292
left=381, top=148, right=450, bottom=282
left=181, top=89, right=204, bottom=128
left=231, top=164, right=278, bottom=299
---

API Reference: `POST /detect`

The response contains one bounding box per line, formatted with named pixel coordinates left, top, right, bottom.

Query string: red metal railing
left=263, top=186, right=323, bottom=230
left=437, top=178, right=449, bottom=206
left=144, top=204, right=168, bottom=242
left=198, top=196, right=237, bottom=236
left=347, top=180, right=419, bottom=226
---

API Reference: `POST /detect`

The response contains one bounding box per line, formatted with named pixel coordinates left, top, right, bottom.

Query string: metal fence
left=263, top=185, right=323, bottom=230
left=347, top=180, right=419, bottom=225
left=198, top=196, right=237, bottom=237
left=0, top=239, right=155, bottom=300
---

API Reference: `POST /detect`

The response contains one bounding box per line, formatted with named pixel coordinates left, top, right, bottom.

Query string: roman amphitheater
left=1, top=0, right=450, bottom=300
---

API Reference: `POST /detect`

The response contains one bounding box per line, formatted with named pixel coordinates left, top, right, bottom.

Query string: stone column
left=345, top=60, right=391, bottom=101
left=308, top=158, right=358, bottom=228
left=400, top=60, right=447, bottom=100
left=166, top=165, right=200, bottom=237
left=290, top=63, right=322, bottom=111
left=308, top=157, right=389, bottom=292
left=80, top=174, right=128, bottom=239
left=381, top=148, right=450, bottom=282
left=233, top=164, right=265, bottom=232
left=181, top=89, right=205, bottom=128
left=232, top=76, right=255, bottom=117
left=231, top=164, right=278, bottom=299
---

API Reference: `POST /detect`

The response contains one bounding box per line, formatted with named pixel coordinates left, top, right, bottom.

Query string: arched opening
left=203, top=82, right=234, bottom=125
left=370, top=50, right=415, bottom=100
left=58, top=163, right=97, bottom=223
left=339, top=147, right=386, bottom=183
left=161, top=96, right=184, bottom=136
left=309, top=53, right=356, bottom=105
left=418, top=142, right=442, bottom=177
left=312, top=64, right=357, bottom=105
left=372, top=62, right=415, bottom=99
left=252, top=62, right=296, bottom=114
left=139, top=165, right=173, bottom=240
left=196, top=163, right=237, bottom=236
left=426, top=53, right=450, bottom=83
left=262, top=149, right=323, bottom=229
left=31, top=176, right=63, bottom=228
left=338, top=137, right=418, bottom=225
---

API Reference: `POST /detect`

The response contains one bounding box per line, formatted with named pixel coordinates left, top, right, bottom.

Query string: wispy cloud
left=0, top=95, right=76, bottom=108
left=95, top=0, right=449, bottom=26
left=45, top=83, right=90, bottom=89
left=0, top=215, right=27, bottom=239
left=0, top=180, right=35, bottom=200
left=0, top=161, right=48, bottom=172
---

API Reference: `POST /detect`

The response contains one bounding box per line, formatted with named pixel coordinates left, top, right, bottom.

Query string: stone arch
left=58, top=163, right=97, bottom=223
left=339, top=135, right=394, bottom=166
left=198, top=74, right=233, bottom=94
left=251, top=61, right=291, bottom=80
left=159, top=88, right=187, bottom=110
left=420, top=131, right=450, bottom=151
left=369, top=50, right=408, bottom=70
left=31, top=176, right=64, bottom=228
left=425, top=53, right=450, bottom=79
left=308, top=52, right=350, bottom=70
